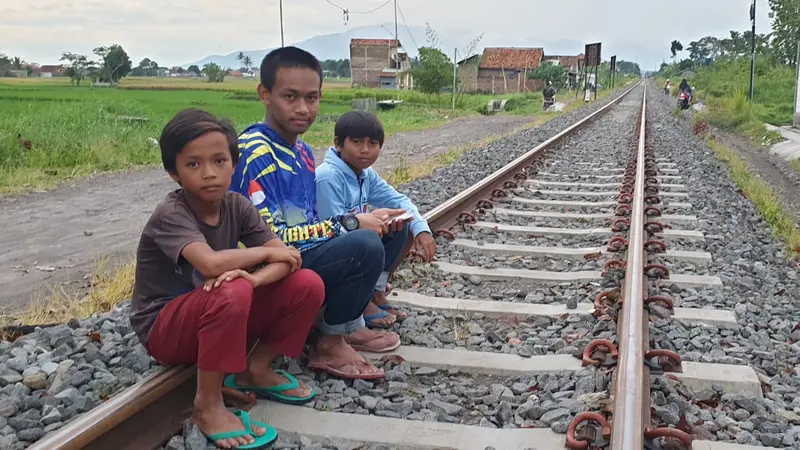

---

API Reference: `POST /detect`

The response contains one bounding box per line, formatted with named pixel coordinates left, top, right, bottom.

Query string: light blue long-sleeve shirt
left=316, top=147, right=431, bottom=237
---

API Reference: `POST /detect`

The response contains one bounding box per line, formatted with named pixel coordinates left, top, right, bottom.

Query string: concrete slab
left=667, top=273, right=723, bottom=290
left=526, top=179, right=687, bottom=191
left=673, top=362, right=763, bottom=399
left=361, top=345, right=583, bottom=376
left=490, top=207, right=697, bottom=225
left=390, top=291, right=737, bottom=329
left=538, top=172, right=682, bottom=181
left=661, top=168, right=680, bottom=174
left=451, top=239, right=712, bottom=265
left=693, top=442, right=779, bottom=450
left=251, top=401, right=569, bottom=450
left=522, top=188, right=689, bottom=199
left=473, top=221, right=703, bottom=242
left=509, top=196, right=692, bottom=210
left=434, top=261, right=601, bottom=284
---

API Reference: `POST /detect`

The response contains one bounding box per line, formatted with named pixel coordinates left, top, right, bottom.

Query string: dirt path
left=0, top=114, right=536, bottom=309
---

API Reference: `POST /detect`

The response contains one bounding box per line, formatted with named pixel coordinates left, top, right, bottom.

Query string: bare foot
left=364, top=301, right=396, bottom=326
left=193, top=404, right=265, bottom=449
left=372, top=291, right=407, bottom=320
left=235, top=367, right=312, bottom=399
left=309, top=336, right=383, bottom=378
left=345, top=327, right=400, bottom=352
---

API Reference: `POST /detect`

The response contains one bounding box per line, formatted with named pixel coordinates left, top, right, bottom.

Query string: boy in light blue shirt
left=316, top=110, right=436, bottom=328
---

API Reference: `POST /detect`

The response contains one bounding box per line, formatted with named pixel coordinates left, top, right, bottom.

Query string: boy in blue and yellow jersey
left=229, top=47, right=402, bottom=380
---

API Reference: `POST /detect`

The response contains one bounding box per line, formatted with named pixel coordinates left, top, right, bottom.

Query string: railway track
left=23, top=82, right=777, bottom=450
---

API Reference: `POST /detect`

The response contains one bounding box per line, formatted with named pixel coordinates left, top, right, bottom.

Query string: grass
left=0, top=257, right=135, bottom=331
left=706, top=135, right=800, bottom=255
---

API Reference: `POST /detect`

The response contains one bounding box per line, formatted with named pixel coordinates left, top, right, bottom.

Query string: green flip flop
left=223, top=370, right=315, bottom=405
left=205, top=410, right=277, bottom=449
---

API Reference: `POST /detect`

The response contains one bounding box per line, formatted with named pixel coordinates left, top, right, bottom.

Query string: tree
left=411, top=25, right=453, bottom=95
left=93, top=44, right=132, bottom=83
left=171, top=66, right=185, bottom=75
left=59, top=52, right=94, bottom=86
left=529, top=61, right=566, bottom=86
left=187, top=65, right=201, bottom=76
left=670, top=40, right=684, bottom=60
left=203, top=62, right=226, bottom=82
left=616, top=60, right=641, bottom=76
left=768, top=0, right=800, bottom=65
left=237, top=52, right=245, bottom=66
left=132, top=58, right=160, bottom=76
left=11, top=57, right=24, bottom=70
left=242, top=56, right=253, bottom=73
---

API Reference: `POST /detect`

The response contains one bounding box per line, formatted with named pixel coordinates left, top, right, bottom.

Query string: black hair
left=260, top=46, right=323, bottom=90
left=334, top=110, right=385, bottom=147
left=159, top=108, right=239, bottom=174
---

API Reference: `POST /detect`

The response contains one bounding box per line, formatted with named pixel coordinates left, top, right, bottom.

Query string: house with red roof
left=349, top=38, right=412, bottom=89
left=457, top=47, right=545, bottom=94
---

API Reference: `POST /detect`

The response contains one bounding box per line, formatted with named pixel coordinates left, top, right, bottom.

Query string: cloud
left=1, top=0, right=774, bottom=66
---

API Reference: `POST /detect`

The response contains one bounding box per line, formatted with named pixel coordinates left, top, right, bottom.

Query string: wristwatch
left=340, top=213, right=359, bottom=232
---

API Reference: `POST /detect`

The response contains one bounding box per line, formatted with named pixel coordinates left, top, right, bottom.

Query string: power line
left=324, top=0, right=393, bottom=25
left=395, top=1, right=419, bottom=53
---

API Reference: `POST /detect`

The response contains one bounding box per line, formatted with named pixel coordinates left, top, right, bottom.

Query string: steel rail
left=27, top=81, right=644, bottom=450
left=610, top=84, right=649, bottom=449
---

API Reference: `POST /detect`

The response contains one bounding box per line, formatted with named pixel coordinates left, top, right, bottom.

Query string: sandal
left=347, top=331, right=401, bottom=353
left=223, top=371, right=315, bottom=405
left=364, top=309, right=395, bottom=329
left=308, top=358, right=385, bottom=380
left=377, top=303, right=407, bottom=321
left=204, top=410, right=277, bottom=449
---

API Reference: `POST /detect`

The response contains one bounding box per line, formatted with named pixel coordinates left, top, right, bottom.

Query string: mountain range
left=184, top=23, right=662, bottom=70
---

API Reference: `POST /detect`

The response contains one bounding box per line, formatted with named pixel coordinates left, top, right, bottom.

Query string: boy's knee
left=287, top=269, right=325, bottom=307
left=349, top=230, right=385, bottom=266
left=212, top=278, right=254, bottom=316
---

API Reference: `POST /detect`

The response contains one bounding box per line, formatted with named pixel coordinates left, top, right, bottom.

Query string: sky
left=0, top=0, right=774, bottom=67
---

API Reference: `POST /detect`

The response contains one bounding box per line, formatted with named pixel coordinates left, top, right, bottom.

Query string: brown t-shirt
left=130, top=189, right=276, bottom=345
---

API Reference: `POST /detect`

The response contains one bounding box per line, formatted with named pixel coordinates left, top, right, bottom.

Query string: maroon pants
left=146, top=269, right=324, bottom=373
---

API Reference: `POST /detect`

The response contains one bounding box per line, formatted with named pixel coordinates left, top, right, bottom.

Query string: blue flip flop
left=377, top=303, right=407, bottom=322
left=223, top=371, right=315, bottom=405
left=364, top=309, right=394, bottom=329
left=205, top=410, right=277, bottom=449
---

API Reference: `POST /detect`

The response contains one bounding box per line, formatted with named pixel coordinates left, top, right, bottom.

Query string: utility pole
left=452, top=48, right=458, bottom=111
left=749, top=0, right=756, bottom=101
left=280, top=0, right=285, bottom=47
left=393, top=0, right=398, bottom=42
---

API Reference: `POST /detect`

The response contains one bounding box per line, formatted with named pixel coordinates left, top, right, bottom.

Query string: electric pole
left=280, top=0, right=285, bottom=47
left=749, top=0, right=756, bottom=101
left=394, top=0, right=398, bottom=43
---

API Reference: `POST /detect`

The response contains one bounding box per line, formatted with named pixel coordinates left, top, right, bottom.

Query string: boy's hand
left=356, top=213, right=389, bottom=237
left=372, top=208, right=408, bottom=234
left=204, top=269, right=257, bottom=291
left=414, top=232, right=437, bottom=262
left=264, top=247, right=302, bottom=272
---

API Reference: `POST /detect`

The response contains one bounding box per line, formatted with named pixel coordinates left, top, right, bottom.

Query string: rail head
left=610, top=84, right=649, bottom=450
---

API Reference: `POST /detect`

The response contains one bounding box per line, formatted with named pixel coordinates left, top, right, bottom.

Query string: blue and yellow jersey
left=230, top=123, right=342, bottom=252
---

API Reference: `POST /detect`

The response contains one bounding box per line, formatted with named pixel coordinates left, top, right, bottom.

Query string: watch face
left=344, top=215, right=358, bottom=230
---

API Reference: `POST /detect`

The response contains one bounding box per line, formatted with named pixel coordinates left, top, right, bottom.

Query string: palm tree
left=670, top=40, right=683, bottom=62
left=242, top=56, right=253, bottom=73
left=236, top=52, right=245, bottom=70
left=11, top=56, right=24, bottom=70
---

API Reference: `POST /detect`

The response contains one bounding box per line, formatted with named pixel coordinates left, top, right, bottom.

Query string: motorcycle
left=677, top=90, right=691, bottom=110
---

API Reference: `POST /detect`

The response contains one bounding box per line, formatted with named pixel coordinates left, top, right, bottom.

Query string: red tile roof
left=545, top=55, right=583, bottom=70
left=39, top=65, right=64, bottom=73
left=479, top=47, right=544, bottom=70
left=350, top=38, right=400, bottom=47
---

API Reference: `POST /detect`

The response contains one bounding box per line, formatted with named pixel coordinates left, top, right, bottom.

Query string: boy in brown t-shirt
left=129, top=108, right=324, bottom=449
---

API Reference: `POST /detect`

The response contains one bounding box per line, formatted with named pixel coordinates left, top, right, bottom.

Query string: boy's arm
left=236, top=195, right=297, bottom=286
left=315, top=169, right=350, bottom=219
left=153, top=211, right=271, bottom=279
left=232, top=144, right=345, bottom=248
left=368, top=173, right=431, bottom=236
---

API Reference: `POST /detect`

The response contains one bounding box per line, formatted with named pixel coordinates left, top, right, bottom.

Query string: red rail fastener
left=503, top=181, right=518, bottom=189
left=594, top=290, right=619, bottom=317
left=644, top=240, right=666, bottom=253
left=645, top=349, right=683, bottom=372
left=476, top=199, right=494, bottom=210
left=433, top=229, right=456, bottom=241
left=618, top=193, right=633, bottom=204
left=644, top=185, right=660, bottom=194
left=615, top=204, right=631, bottom=217
left=582, top=339, right=619, bottom=366
left=645, top=168, right=658, bottom=177
left=457, top=212, right=477, bottom=224
left=607, top=236, right=628, bottom=252
left=644, top=263, right=670, bottom=279
left=644, top=295, right=675, bottom=310
left=603, top=259, right=627, bottom=274
left=644, top=206, right=662, bottom=217
left=565, top=412, right=612, bottom=450
left=644, top=427, right=693, bottom=449
left=513, top=172, right=527, bottom=181
left=644, top=195, right=661, bottom=205
left=611, top=218, right=631, bottom=232
left=491, top=189, right=508, bottom=199
left=645, top=176, right=659, bottom=185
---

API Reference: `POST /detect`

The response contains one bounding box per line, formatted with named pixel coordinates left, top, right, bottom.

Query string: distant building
left=9, top=70, right=27, bottom=78
left=349, top=38, right=413, bottom=89
left=543, top=54, right=585, bottom=73
left=38, top=65, right=65, bottom=78
left=457, top=47, right=544, bottom=94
